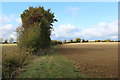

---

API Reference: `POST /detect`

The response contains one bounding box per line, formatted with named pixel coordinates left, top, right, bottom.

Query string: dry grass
left=57, top=42, right=118, bottom=78
left=2, top=44, right=32, bottom=78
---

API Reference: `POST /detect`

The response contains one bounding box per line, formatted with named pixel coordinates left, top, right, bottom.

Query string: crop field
left=56, top=42, right=118, bottom=78
left=2, top=44, right=85, bottom=78
left=2, top=42, right=118, bottom=78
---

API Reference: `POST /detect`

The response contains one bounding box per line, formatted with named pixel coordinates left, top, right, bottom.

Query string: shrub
left=2, top=47, right=32, bottom=78
left=63, top=40, right=67, bottom=44
left=13, top=42, right=17, bottom=44
left=17, top=22, right=51, bottom=54
left=75, top=38, right=81, bottom=43
left=69, top=39, right=73, bottom=43
left=105, top=39, right=110, bottom=42
left=17, top=6, right=57, bottom=55
left=102, top=40, right=105, bottom=42
left=51, top=40, right=58, bottom=45
left=86, top=40, right=89, bottom=42
left=81, top=39, right=85, bottom=42
left=57, top=41, right=62, bottom=44
left=4, top=39, right=8, bottom=44
left=95, top=40, right=100, bottom=42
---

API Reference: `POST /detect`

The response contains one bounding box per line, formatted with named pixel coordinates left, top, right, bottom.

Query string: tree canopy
left=17, top=6, right=57, bottom=54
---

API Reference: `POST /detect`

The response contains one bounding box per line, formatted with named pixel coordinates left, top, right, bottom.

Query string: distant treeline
left=51, top=38, right=120, bottom=45
left=1, top=38, right=120, bottom=44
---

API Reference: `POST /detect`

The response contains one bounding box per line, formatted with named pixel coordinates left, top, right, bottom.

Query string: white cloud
left=66, top=7, right=80, bottom=17
left=0, top=15, right=20, bottom=41
left=0, top=23, right=17, bottom=41
left=51, top=20, right=118, bottom=41
left=51, top=24, right=81, bottom=40
left=3, top=24, right=13, bottom=29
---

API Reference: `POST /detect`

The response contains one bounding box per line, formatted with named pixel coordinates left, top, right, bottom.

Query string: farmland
left=2, top=44, right=86, bottom=78
left=57, top=42, right=118, bottom=78
left=2, top=42, right=118, bottom=78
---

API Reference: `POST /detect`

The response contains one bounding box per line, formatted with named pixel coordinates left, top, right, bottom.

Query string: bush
left=81, top=39, right=85, bottom=42
left=75, top=38, right=81, bottom=43
left=95, top=40, right=101, bottom=42
left=17, top=6, right=57, bottom=55
left=51, top=40, right=58, bottom=45
left=2, top=47, right=32, bottom=78
left=13, top=42, right=17, bottom=44
left=102, top=40, right=105, bottom=42
left=63, top=40, right=67, bottom=44
left=69, top=39, right=73, bottom=43
left=57, top=41, right=62, bottom=44
left=105, top=39, right=110, bottom=42
left=86, top=40, right=88, bottom=42
left=4, top=40, right=8, bottom=44
left=17, top=22, right=51, bottom=54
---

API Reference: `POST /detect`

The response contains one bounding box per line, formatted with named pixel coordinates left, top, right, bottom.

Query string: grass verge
left=18, top=45, right=86, bottom=78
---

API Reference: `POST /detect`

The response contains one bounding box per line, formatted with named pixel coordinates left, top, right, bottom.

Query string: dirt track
left=56, top=42, right=118, bottom=78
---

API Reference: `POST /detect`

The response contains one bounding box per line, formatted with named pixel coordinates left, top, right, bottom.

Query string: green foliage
left=17, top=22, right=51, bottom=53
left=17, top=6, right=57, bottom=54
left=57, top=41, right=62, bottom=44
left=69, top=39, right=73, bottom=43
left=75, top=38, right=81, bottom=43
left=105, top=39, right=110, bottom=42
left=86, top=40, right=88, bottom=42
left=18, top=46, right=86, bottom=78
left=21, top=6, right=57, bottom=29
left=51, top=40, right=58, bottom=45
left=95, top=40, right=101, bottom=42
left=2, top=45, right=32, bottom=78
left=63, top=40, right=67, bottom=44
left=81, top=39, right=85, bottom=42
left=4, top=39, right=8, bottom=43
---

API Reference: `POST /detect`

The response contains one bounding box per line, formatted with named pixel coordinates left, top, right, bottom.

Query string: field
left=2, top=42, right=118, bottom=78
left=2, top=44, right=85, bottom=78
left=56, top=42, right=118, bottom=78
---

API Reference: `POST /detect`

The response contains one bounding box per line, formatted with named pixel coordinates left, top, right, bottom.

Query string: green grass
left=18, top=45, right=86, bottom=78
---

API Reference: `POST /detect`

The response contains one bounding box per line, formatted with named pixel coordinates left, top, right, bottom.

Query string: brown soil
left=56, top=42, right=118, bottom=78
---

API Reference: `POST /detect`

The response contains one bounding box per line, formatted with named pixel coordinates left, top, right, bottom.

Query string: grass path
left=18, top=45, right=86, bottom=78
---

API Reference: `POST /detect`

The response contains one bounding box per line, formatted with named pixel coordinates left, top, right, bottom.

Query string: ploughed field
left=56, top=42, right=118, bottom=78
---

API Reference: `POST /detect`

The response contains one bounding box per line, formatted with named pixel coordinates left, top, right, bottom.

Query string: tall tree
left=75, top=38, right=81, bottom=42
left=17, top=6, right=57, bottom=54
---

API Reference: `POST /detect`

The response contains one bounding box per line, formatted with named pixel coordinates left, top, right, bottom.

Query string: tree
left=105, top=39, right=110, bottom=42
left=86, top=40, right=88, bottom=42
left=69, top=39, right=73, bottom=43
left=9, top=37, right=14, bottom=43
left=95, top=40, right=100, bottom=42
left=21, top=6, right=57, bottom=30
left=63, top=40, right=67, bottom=44
left=75, top=38, right=81, bottom=43
left=16, top=6, right=57, bottom=54
left=4, top=39, right=8, bottom=43
left=81, top=39, right=85, bottom=42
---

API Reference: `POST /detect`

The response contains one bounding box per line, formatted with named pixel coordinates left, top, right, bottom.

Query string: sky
left=0, top=2, right=118, bottom=41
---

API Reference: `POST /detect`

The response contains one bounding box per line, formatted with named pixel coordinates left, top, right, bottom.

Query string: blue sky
left=1, top=2, right=118, bottom=41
